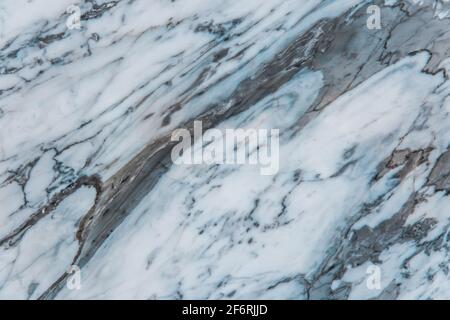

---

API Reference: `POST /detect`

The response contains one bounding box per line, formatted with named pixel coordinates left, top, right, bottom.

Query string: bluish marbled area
left=0, top=0, right=449, bottom=299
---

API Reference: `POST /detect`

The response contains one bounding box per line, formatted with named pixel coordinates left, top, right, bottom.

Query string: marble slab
left=0, top=0, right=449, bottom=299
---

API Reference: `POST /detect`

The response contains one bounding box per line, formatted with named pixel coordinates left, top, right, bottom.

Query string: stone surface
left=0, top=0, right=449, bottom=299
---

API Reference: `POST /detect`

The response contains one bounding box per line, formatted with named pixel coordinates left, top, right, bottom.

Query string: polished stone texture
left=0, top=0, right=449, bottom=299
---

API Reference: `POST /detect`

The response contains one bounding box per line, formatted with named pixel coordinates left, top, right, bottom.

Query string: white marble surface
left=0, top=0, right=449, bottom=299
